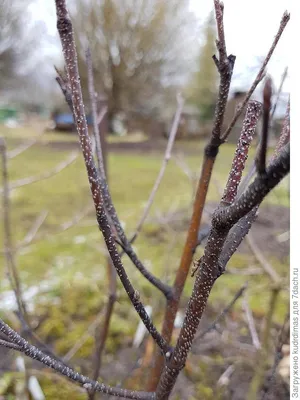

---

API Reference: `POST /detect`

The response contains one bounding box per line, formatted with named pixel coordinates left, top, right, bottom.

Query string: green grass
left=0, top=125, right=289, bottom=304
left=0, top=125, right=289, bottom=397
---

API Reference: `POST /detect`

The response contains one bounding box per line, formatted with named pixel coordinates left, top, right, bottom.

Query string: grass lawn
left=0, top=124, right=289, bottom=398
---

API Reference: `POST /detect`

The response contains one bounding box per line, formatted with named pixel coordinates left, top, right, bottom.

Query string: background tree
left=69, top=0, right=198, bottom=122
left=186, top=11, right=218, bottom=121
left=0, top=0, right=60, bottom=108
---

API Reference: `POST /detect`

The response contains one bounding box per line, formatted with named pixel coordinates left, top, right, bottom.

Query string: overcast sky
left=190, top=0, right=291, bottom=94
left=31, top=0, right=291, bottom=115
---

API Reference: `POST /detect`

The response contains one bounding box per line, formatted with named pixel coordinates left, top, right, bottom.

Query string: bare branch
left=97, top=106, right=108, bottom=126
left=90, top=260, right=117, bottom=399
left=246, top=232, right=280, bottom=283
left=1, top=138, right=27, bottom=318
left=217, top=365, right=235, bottom=387
left=0, top=205, right=94, bottom=255
left=128, top=94, right=184, bottom=245
left=194, top=283, right=247, bottom=342
left=7, top=130, right=44, bottom=159
left=55, top=0, right=170, bottom=353
left=223, top=93, right=290, bottom=267
left=149, top=1, right=237, bottom=386
left=271, top=67, right=288, bottom=120
left=239, top=87, right=289, bottom=197
left=222, top=100, right=262, bottom=205
left=214, top=143, right=289, bottom=229
left=211, top=0, right=236, bottom=142
left=55, top=66, right=73, bottom=113
left=0, top=338, right=22, bottom=351
left=86, top=46, right=106, bottom=179
left=261, top=311, right=290, bottom=400
left=0, top=152, right=79, bottom=193
left=1, top=139, right=66, bottom=367
left=0, top=318, right=155, bottom=400
left=242, top=293, right=261, bottom=349
left=19, top=210, right=49, bottom=248
left=237, top=162, right=256, bottom=198
left=63, top=310, right=105, bottom=363
left=255, top=77, right=272, bottom=175
left=85, top=51, right=139, bottom=375
left=156, top=143, right=289, bottom=398
left=174, top=153, right=197, bottom=184
left=214, top=0, right=227, bottom=64
left=221, top=11, right=290, bottom=142
left=247, top=286, right=281, bottom=400
left=274, top=99, right=290, bottom=157
left=206, top=101, right=262, bottom=269
left=218, top=208, right=258, bottom=271
left=59, top=204, right=93, bottom=231
left=57, top=41, right=171, bottom=300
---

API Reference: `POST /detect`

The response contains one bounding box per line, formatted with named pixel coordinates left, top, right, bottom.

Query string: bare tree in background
left=0, top=0, right=60, bottom=107
left=0, top=1, right=290, bottom=399
left=186, top=10, right=219, bottom=122
left=69, top=0, right=198, bottom=121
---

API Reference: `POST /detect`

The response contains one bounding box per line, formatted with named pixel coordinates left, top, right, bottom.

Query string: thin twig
left=274, top=99, right=290, bottom=157
left=195, top=101, right=262, bottom=268
left=238, top=87, right=288, bottom=197
left=1, top=138, right=27, bottom=319
left=0, top=318, right=155, bottom=400
left=246, top=232, right=280, bottom=283
left=86, top=51, right=118, bottom=378
left=246, top=286, right=281, bottom=400
left=7, top=130, right=44, bottom=159
left=214, top=0, right=227, bottom=65
left=89, top=260, right=117, bottom=400
left=63, top=310, right=105, bottom=363
left=19, top=210, right=49, bottom=248
left=217, top=364, right=235, bottom=387
left=148, top=0, right=236, bottom=388
left=60, top=204, right=94, bottom=230
left=218, top=208, right=258, bottom=271
left=255, top=77, right=272, bottom=175
left=174, top=153, right=197, bottom=186
left=0, top=205, right=94, bottom=254
left=261, top=311, right=290, bottom=400
left=0, top=338, right=22, bottom=351
left=214, top=144, right=289, bottom=229
left=83, top=22, right=174, bottom=333
left=228, top=94, right=290, bottom=266
left=55, top=66, right=73, bottom=114
left=128, top=94, right=184, bottom=245
left=57, top=46, right=171, bottom=300
left=55, top=0, right=170, bottom=354
left=0, top=151, right=79, bottom=193
left=221, top=11, right=290, bottom=142
left=1, top=139, right=67, bottom=367
left=211, top=0, right=236, bottom=141
left=271, top=67, right=288, bottom=120
left=242, top=293, right=261, bottom=350
left=86, top=46, right=106, bottom=180
left=194, top=283, right=247, bottom=342
left=227, top=266, right=262, bottom=276
left=97, top=106, right=108, bottom=126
